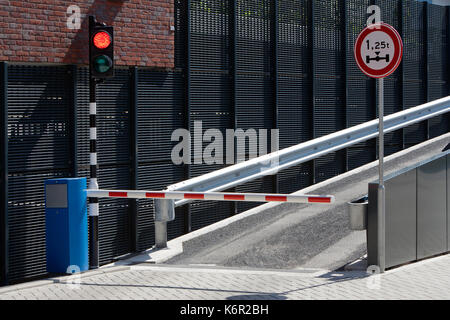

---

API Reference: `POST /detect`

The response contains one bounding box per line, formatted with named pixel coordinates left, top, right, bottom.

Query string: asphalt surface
left=165, top=134, right=450, bottom=271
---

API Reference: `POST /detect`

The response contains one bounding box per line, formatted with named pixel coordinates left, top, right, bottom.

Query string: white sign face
left=360, top=31, right=395, bottom=70
left=354, top=23, right=403, bottom=78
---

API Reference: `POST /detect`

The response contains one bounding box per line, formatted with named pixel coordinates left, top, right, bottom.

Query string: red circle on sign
left=354, top=23, right=403, bottom=78
left=93, top=31, right=112, bottom=49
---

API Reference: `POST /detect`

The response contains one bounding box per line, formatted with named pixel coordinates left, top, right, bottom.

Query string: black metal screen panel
left=278, top=76, right=311, bottom=147
left=382, top=76, right=404, bottom=156
left=428, top=4, right=449, bottom=138
left=138, top=70, right=185, bottom=163
left=188, top=1, right=234, bottom=232
left=190, top=0, right=230, bottom=71
left=7, top=65, right=72, bottom=282
left=190, top=201, right=233, bottom=231
left=277, top=163, right=312, bottom=195
left=97, top=166, right=130, bottom=264
left=235, top=0, right=273, bottom=164
left=8, top=66, right=71, bottom=173
left=278, top=0, right=311, bottom=148
left=403, top=0, right=427, bottom=147
left=189, top=162, right=234, bottom=230
left=234, top=0, right=274, bottom=211
left=374, top=0, right=403, bottom=156
left=277, top=0, right=312, bottom=192
left=236, top=0, right=272, bottom=74
left=313, top=0, right=346, bottom=182
left=190, top=72, right=231, bottom=130
left=188, top=71, right=232, bottom=230
left=347, top=147, right=376, bottom=172
left=346, top=0, right=376, bottom=170
left=236, top=74, right=273, bottom=131
left=175, top=0, right=188, bottom=69
left=8, top=171, right=69, bottom=282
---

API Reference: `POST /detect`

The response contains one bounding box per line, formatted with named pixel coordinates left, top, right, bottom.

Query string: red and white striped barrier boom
left=86, top=189, right=335, bottom=204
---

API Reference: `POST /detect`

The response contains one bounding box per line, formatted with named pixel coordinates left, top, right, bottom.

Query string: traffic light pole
left=89, top=76, right=99, bottom=269
left=87, top=15, right=114, bottom=270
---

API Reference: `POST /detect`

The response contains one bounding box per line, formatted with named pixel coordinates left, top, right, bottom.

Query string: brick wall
left=0, top=0, right=174, bottom=68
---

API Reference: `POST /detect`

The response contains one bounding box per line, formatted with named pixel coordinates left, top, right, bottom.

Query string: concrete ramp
left=167, top=202, right=367, bottom=270
left=122, top=133, right=450, bottom=271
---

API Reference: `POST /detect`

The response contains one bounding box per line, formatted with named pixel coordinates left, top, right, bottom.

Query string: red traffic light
left=93, top=31, right=112, bottom=49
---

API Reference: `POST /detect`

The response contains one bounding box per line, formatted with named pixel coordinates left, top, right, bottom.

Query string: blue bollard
left=45, top=178, right=88, bottom=274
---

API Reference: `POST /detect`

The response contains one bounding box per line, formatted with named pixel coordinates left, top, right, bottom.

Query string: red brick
left=0, top=0, right=174, bottom=68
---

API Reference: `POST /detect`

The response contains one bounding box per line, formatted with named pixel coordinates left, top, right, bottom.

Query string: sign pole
left=354, top=20, right=402, bottom=273
left=378, top=77, right=385, bottom=273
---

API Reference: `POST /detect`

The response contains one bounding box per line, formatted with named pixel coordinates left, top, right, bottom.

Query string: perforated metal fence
left=1, top=0, right=449, bottom=285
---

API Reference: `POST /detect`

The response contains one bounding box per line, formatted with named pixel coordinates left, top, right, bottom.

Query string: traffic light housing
left=89, top=16, right=114, bottom=79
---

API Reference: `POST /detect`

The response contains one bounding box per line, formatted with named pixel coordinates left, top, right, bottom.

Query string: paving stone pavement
left=0, top=254, right=449, bottom=300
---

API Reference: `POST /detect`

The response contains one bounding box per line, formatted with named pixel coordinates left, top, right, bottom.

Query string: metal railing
left=153, top=96, right=450, bottom=248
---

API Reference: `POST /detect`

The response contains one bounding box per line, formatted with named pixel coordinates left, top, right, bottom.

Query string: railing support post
left=154, top=199, right=175, bottom=249
left=155, top=222, right=168, bottom=249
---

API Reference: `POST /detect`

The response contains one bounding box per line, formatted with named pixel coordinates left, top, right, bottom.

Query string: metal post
left=129, top=66, right=139, bottom=252
left=343, top=0, right=349, bottom=172
left=154, top=199, right=175, bottom=249
left=69, top=65, right=78, bottom=178
left=89, top=75, right=99, bottom=269
left=88, top=16, right=100, bottom=269
left=309, top=0, right=316, bottom=185
left=378, top=77, right=386, bottom=273
left=424, top=2, right=430, bottom=138
left=399, top=0, right=406, bottom=150
left=0, top=62, right=8, bottom=285
left=155, top=221, right=168, bottom=249
left=229, top=0, right=238, bottom=215
left=447, top=7, right=450, bottom=124
left=271, top=0, right=279, bottom=194
left=184, top=0, right=192, bottom=232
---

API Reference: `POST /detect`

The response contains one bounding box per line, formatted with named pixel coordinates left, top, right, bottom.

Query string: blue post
left=45, top=178, right=88, bottom=274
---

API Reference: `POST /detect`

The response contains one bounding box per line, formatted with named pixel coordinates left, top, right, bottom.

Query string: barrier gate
left=44, top=178, right=334, bottom=273
left=86, top=189, right=335, bottom=204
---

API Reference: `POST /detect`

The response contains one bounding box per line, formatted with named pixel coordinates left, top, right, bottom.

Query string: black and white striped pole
left=88, top=76, right=99, bottom=269
left=88, top=16, right=114, bottom=269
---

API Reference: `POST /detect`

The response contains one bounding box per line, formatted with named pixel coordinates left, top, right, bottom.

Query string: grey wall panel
left=417, top=157, right=447, bottom=260
left=385, top=170, right=417, bottom=269
left=367, top=183, right=379, bottom=267
left=448, top=155, right=450, bottom=251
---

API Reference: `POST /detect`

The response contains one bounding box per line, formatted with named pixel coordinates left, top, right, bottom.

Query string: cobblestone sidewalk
left=0, top=254, right=449, bottom=300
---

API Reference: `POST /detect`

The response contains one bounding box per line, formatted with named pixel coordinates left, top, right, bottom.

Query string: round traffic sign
left=354, top=23, right=403, bottom=78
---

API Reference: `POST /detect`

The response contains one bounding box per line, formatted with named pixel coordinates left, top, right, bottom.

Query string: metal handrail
left=153, top=96, right=450, bottom=248
left=168, top=96, right=450, bottom=206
